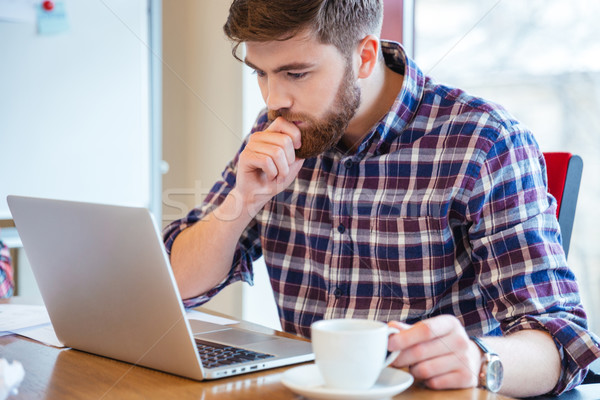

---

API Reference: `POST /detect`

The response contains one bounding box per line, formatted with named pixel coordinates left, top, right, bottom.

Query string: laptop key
left=195, top=339, right=275, bottom=369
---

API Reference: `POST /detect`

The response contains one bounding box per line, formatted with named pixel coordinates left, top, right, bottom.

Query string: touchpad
left=197, top=329, right=278, bottom=346
left=189, top=319, right=232, bottom=334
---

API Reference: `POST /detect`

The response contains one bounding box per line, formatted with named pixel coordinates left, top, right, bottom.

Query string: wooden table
left=0, top=219, right=15, bottom=229
left=0, top=302, right=512, bottom=399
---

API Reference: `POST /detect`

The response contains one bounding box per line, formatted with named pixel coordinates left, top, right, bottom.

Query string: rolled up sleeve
left=467, top=125, right=600, bottom=394
left=162, top=136, right=263, bottom=309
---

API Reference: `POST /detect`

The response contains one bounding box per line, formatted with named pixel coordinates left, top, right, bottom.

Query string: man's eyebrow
left=244, top=58, right=316, bottom=74
left=244, top=59, right=262, bottom=71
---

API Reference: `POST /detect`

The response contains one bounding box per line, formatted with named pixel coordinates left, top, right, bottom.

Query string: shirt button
left=333, top=287, right=343, bottom=298
left=343, top=159, right=353, bottom=169
left=337, top=224, right=345, bottom=233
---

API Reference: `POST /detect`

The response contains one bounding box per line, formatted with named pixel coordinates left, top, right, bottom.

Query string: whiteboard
left=0, top=0, right=151, bottom=218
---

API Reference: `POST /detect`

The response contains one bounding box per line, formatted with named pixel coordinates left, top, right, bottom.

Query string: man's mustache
left=267, top=109, right=314, bottom=124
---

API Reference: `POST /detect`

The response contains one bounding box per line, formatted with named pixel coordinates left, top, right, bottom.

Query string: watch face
left=486, top=358, right=504, bottom=393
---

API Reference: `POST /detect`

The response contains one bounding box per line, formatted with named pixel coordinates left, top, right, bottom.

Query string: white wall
left=1, top=0, right=154, bottom=301
left=0, top=0, right=151, bottom=215
left=162, top=1, right=280, bottom=329
left=241, top=64, right=282, bottom=330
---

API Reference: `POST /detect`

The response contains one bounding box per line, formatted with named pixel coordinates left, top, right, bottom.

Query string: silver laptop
left=7, top=195, right=314, bottom=380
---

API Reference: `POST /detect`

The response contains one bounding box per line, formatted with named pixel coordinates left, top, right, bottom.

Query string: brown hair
left=223, top=0, right=383, bottom=61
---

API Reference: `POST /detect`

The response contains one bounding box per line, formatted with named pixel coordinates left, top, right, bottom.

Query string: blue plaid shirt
left=164, top=41, right=600, bottom=394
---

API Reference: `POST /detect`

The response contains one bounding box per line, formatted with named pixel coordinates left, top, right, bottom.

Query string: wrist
left=228, top=187, right=272, bottom=219
left=470, top=337, right=504, bottom=393
left=212, top=189, right=255, bottom=223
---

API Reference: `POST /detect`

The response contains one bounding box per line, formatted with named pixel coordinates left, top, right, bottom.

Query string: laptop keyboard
left=195, top=339, right=275, bottom=369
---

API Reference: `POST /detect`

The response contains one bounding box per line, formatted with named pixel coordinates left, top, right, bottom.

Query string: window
left=414, top=0, right=600, bottom=331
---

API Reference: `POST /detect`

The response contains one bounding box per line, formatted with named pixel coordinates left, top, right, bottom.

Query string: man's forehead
left=245, top=31, right=318, bottom=53
left=244, top=33, right=339, bottom=71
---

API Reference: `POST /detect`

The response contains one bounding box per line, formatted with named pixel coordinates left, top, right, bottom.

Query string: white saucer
left=281, top=365, right=414, bottom=400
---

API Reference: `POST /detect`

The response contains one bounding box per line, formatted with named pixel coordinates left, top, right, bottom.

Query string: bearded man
left=163, top=1, right=600, bottom=397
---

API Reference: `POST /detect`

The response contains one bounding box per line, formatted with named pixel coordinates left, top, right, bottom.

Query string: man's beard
left=268, top=64, right=361, bottom=159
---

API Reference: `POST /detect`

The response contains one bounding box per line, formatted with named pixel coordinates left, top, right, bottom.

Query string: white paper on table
left=0, top=304, right=51, bottom=331
left=185, top=310, right=238, bottom=325
left=1, top=305, right=236, bottom=346
left=14, top=312, right=236, bottom=346
left=11, top=323, right=64, bottom=348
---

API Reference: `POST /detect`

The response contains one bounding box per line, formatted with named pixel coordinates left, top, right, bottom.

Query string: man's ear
left=356, top=34, right=380, bottom=79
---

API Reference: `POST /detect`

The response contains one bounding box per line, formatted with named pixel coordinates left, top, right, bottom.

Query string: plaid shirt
left=0, top=236, right=14, bottom=298
left=164, top=41, right=600, bottom=394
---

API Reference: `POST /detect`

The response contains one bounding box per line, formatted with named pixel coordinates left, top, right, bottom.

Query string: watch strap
left=470, top=336, right=503, bottom=392
left=470, top=336, right=498, bottom=356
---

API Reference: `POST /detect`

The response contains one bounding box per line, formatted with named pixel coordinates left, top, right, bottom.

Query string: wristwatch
left=470, top=336, right=504, bottom=393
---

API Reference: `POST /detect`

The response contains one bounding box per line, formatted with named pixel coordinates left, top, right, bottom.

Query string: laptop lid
left=7, top=195, right=313, bottom=380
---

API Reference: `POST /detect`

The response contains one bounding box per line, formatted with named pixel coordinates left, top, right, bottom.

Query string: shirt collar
left=380, top=41, right=425, bottom=141
left=339, top=40, right=425, bottom=159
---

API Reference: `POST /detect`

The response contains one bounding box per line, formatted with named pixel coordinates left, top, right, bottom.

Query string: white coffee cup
left=311, top=318, right=400, bottom=390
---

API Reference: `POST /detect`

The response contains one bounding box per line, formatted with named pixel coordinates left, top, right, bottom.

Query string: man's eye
left=287, top=72, right=307, bottom=79
left=252, top=69, right=266, bottom=78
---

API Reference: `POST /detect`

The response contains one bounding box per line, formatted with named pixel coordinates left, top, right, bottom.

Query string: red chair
left=543, top=152, right=583, bottom=259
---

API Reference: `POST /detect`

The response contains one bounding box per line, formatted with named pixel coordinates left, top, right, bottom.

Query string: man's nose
left=266, top=79, right=292, bottom=111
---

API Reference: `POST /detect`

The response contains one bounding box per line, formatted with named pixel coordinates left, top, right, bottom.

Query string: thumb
left=388, top=320, right=411, bottom=331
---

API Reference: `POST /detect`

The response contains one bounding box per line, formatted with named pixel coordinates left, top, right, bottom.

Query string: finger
left=289, top=158, right=305, bottom=177
left=392, top=324, right=471, bottom=366
left=391, top=330, right=462, bottom=367
left=267, top=117, right=302, bottom=149
left=271, top=158, right=305, bottom=190
left=418, top=356, right=479, bottom=389
left=409, top=352, right=475, bottom=383
left=388, top=315, right=462, bottom=351
left=241, top=150, right=278, bottom=181
left=251, top=131, right=297, bottom=165
left=388, top=321, right=411, bottom=330
left=249, top=143, right=291, bottom=178
left=425, top=370, right=477, bottom=390
left=387, top=321, right=412, bottom=357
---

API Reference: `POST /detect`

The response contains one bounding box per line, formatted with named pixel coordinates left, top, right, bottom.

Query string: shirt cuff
left=504, top=315, right=600, bottom=395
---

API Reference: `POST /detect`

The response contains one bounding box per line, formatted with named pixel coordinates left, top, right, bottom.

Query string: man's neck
left=341, top=61, right=404, bottom=152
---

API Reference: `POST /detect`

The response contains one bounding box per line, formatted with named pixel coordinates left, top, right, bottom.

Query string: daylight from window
left=414, top=0, right=600, bottom=331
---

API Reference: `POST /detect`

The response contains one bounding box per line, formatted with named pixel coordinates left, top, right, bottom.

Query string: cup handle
left=383, top=327, right=400, bottom=368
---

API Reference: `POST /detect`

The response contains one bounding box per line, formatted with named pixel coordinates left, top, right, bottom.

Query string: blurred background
left=2, top=0, right=598, bottom=334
